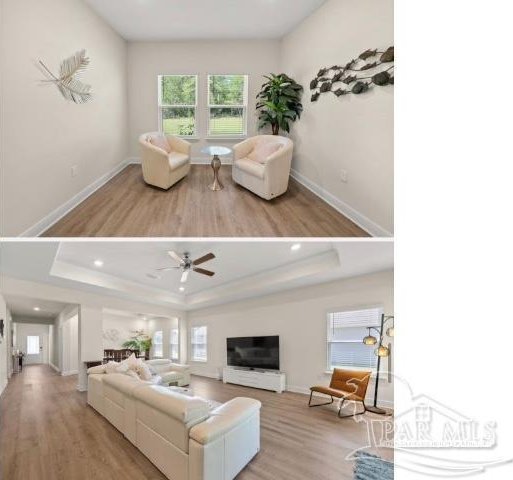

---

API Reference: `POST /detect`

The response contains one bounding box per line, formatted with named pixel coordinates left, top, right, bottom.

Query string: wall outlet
left=71, top=165, right=78, bottom=177
left=340, top=169, right=348, bottom=183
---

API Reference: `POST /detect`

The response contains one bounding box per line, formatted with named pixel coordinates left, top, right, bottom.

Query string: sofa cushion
left=248, top=142, right=282, bottom=164
left=235, top=158, right=265, bottom=179
left=160, top=371, right=184, bottom=384
left=169, top=152, right=189, bottom=170
left=105, top=361, right=129, bottom=375
left=146, top=359, right=172, bottom=374
left=103, top=373, right=145, bottom=396
left=133, top=385, right=210, bottom=424
left=148, top=135, right=171, bottom=153
left=190, top=397, right=261, bottom=445
left=87, top=364, right=106, bottom=374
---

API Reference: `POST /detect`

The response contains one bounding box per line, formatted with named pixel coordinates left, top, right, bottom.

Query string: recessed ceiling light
left=291, top=244, right=302, bottom=252
left=179, top=287, right=185, bottom=292
left=33, top=307, right=40, bottom=311
left=94, top=259, right=104, bottom=267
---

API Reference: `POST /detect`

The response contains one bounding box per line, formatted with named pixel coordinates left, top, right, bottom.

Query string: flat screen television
left=227, top=336, right=280, bottom=371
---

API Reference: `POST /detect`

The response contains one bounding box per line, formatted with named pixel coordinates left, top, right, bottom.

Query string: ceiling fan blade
left=181, top=270, right=190, bottom=283
left=193, top=253, right=216, bottom=266
left=194, top=267, right=215, bottom=277
left=167, top=251, right=184, bottom=265
left=156, top=267, right=181, bottom=271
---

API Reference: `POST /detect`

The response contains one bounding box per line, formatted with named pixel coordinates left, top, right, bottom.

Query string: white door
left=25, top=335, right=43, bottom=364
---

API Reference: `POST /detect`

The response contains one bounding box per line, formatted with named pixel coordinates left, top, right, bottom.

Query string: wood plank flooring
left=0, top=365, right=392, bottom=480
left=42, top=165, right=368, bottom=237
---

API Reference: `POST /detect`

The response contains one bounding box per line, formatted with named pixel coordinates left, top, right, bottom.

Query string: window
left=190, top=326, right=207, bottom=362
left=208, top=75, right=248, bottom=137
left=159, top=75, right=198, bottom=137
left=327, top=307, right=383, bottom=371
left=170, top=327, right=179, bottom=361
left=153, top=330, right=163, bottom=358
left=27, top=336, right=40, bottom=355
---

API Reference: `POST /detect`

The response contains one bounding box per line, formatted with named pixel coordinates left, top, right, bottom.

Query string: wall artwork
left=38, top=49, right=92, bottom=104
left=310, top=46, right=394, bottom=102
left=103, top=328, right=121, bottom=343
left=0, top=319, right=4, bottom=342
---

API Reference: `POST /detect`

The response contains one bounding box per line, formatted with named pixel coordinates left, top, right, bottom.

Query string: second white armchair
left=232, top=135, right=294, bottom=200
left=139, top=132, right=191, bottom=190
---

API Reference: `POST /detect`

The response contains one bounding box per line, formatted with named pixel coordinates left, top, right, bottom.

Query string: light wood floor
left=42, top=165, right=368, bottom=237
left=0, top=365, right=392, bottom=480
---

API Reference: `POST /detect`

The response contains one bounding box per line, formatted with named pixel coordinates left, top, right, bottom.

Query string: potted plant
left=256, top=74, right=304, bottom=135
left=122, top=330, right=152, bottom=360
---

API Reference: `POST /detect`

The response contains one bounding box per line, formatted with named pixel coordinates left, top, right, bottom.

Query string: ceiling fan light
left=181, top=271, right=189, bottom=283
left=386, top=326, right=394, bottom=337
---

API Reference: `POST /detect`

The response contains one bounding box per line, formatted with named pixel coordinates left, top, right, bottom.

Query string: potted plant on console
left=122, top=330, right=152, bottom=360
left=256, top=74, right=304, bottom=135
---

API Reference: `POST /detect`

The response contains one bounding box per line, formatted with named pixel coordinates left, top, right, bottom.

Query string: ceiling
left=84, top=0, right=327, bottom=41
left=0, top=241, right=393, bottom=310
left=4, top=295, right=70, bottom=320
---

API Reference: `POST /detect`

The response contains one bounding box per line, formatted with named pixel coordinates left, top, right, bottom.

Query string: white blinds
left=327, top=307, right=382, bottom=370
left=191, top=326, right=207, bottom=362
left=170, top=328, right=179, bottom=361
left=153, top=330, right=163, bottom=358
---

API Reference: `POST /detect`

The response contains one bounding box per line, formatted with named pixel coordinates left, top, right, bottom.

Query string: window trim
left=190, top=325, right=208, bottom=363
left=207, top=74, right=249, bottom=138
left=158, top=74, right=199, bottom=138
left=325, top=305, right=384, bottom=373
left=170, top=327, right=180, bottom=362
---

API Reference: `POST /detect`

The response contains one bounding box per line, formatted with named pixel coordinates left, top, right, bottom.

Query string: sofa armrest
left=167, top=135, right=192, bottom=156
left=233, top=138, right=255, bottom=161
left=169, top=362, right=190, bottom=372
left=189, top=398, right=261, bottom=445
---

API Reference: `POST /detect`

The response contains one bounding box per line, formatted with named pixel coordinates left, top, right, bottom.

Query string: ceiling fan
left=157, top=251, right=216, bottom=284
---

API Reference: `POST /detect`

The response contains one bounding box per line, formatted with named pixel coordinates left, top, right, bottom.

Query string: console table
left=223, top=367, right=286, bottom=393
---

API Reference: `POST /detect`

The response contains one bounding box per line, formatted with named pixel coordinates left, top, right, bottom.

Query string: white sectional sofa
left=87, top=373, right=261, bottom=480
left=146, top=359, right=191, bottom=387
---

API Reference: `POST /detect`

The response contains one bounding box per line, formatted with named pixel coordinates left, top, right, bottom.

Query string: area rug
left=353, top=451, right=394, bottom=480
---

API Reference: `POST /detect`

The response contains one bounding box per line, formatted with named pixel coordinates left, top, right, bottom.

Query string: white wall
left=281, top=0, right=394, bottom=235
left=0, top=0, right=129, bottom=236
left=102, top=312, right=148, bottom=349
left=61, top=314, right=78, bottom=375
left=0, top=294, right=13, bottom=396
left=187, top=270, right=394, bottom=406
left=127, top=40, right=280, bottom=159
left=14, top=323, right=50, bottom=365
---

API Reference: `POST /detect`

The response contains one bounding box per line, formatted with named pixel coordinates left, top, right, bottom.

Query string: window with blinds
left=158, top=75, right=198, bottom=137
left=327, top=307, right=383, bottom=371
left=191, top=326, right=207, bottom=362
left=153, top=330, right=163, bottom=358
left=170, top=327, right=179, bottom=361
left=208, top=75, right=248, bottom=137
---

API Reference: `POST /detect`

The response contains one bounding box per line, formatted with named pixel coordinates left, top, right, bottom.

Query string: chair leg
left=308, top=391, right=334, bottom=407
left=338, top=400, right=367, bottom=419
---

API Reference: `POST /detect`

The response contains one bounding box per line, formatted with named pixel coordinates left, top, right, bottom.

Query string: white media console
left=223, top=367, right=286, bottom=393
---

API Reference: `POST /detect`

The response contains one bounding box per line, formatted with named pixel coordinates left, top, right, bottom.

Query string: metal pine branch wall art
left=39, top=50, right=92, bottom=104
left=310, top=46, right=394, bottom=102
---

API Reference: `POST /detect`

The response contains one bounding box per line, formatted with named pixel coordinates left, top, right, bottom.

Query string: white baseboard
left=20, top=159, right=132, bottom=237
left=191, top=371, right=221, bottom=380
left=49, top=362, right=60, bottom=373
left=61, top=370, right=78, bottom=377
left=290, top=168, right=393, bottom=238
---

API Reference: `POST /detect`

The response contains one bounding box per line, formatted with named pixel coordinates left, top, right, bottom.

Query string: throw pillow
left=137, top=363, right=153, bottom=381
left=248, top=142, right=282, bottom=164
left=148, top=135, right=170, bottom=153
left=105, top=361, right=121, bottom=374
left=122, top=353, right=140, bottom=370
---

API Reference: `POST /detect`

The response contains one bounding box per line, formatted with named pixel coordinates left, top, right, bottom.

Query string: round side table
left=201, top=146, right=232, bottom=191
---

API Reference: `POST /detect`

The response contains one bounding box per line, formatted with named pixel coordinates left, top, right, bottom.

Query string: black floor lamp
left=362, top=314, right=394, bottom=415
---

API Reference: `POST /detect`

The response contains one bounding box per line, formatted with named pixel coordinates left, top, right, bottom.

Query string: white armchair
left=232, top=135, right=294, bottom=200
left=139, top=132, right=191, bottom=189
